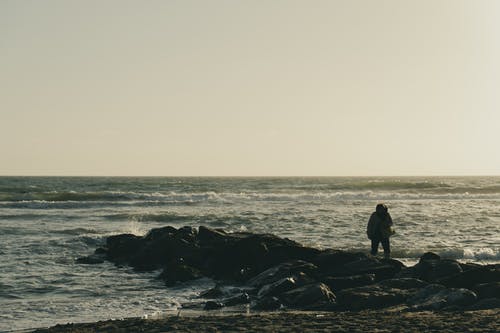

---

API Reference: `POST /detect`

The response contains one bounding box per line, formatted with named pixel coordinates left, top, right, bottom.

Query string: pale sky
left=1, top=0, right=499, bottom=176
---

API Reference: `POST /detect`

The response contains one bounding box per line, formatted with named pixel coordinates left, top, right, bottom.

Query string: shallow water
left=1, top=176, right=499, bottom=331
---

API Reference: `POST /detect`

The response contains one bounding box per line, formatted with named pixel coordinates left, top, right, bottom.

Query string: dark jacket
left=367, top=212, right=394, bottom=240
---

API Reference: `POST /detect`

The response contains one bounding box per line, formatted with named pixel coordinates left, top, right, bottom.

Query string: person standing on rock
left=367, top=203, right=394, bottom=259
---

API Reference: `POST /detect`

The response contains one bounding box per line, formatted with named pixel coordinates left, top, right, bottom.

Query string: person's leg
left=370, top=239, right=380, bottom=256
left=381, top=238, right=391, bottom=259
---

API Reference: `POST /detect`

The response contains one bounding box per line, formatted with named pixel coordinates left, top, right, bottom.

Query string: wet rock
left=381, top=258, right=406, bottom=270
left=82, top=226, right=500, bottom=313
left=342, top=257, right=401, bottom=281
left=437, top=266, right=500, bottom=289
left=206, top=235, right=271, bottom=280
left=408, top=286, right=477, bottom=311
left=420, top=252, right=441, bottom=261
left=198, top=226, right=234, bottom=246
left=76, top=254, right=105, bottom=265
left=94, top=247, right=107, bottom=255
left=105, top=233, right=143, bottom=263
left=466, top=298, right=500, bottom=310
left=257, top=277, right=298, bottom=298
left=253, top=296, right=282, bottom=310
left=199, top=285, right=248, bottom=301
left=280, top=283, right=336, bottom=308
left=472, top=282, right=500, bottom=299
left=421, top=260, right=463, bottom=282
left=204, top=301, right=224, bottom=310
left=176, top=226, right=198, bottom=242
left=398, top=258, right=463, bottom=283
left=336, top=285, right=412, bottom=310
left=264, top=241, right=321, bottom=270
left=322, top=274, right=376, bottom=292
left=460, top=262, right=483, bottom=272
left=314, top=249, right=368, bottom=269
left=223, top=293, right=251, bottom=306
left=246, top=261, right=318, bottom=288
left=142, top=226, right=177, bottom=242
left=378, top=278, right=428, bottom=290
left=198, top=228, right=319, bottom=281
left=132, top=233, right=201, bottom=271
left=407, top=284, right=446, bottom=303
left=159, top=264, right=203, bottom=287
left=199, top=285, right=226, bottom=299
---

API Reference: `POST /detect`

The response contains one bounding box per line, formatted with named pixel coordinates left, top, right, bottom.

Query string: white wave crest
left=463, top=247, right=500, bottom=261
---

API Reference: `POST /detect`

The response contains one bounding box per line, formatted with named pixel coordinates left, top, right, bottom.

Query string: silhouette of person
left=367, top=203, right=394, bottom=259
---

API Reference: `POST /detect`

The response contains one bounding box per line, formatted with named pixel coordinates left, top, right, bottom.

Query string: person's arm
left=367, top=214, right=376, bottom=239
left=386, top=213, right=393, bottom=226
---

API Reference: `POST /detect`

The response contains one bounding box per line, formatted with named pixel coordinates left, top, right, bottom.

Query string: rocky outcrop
left=337, top=284, right=414, bottom=310
left=407, top=285, right=477, bottom=311
left=77, top=225, right=500, bottom=312
left=397, top=255, right=463, bottom=282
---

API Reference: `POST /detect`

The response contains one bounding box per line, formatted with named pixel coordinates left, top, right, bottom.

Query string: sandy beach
left=31, top=309, right=500, bottom=333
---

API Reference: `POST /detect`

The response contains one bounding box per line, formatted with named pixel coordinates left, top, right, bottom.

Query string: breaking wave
left=1, top=190, right=499, bottom=209
left=344, top=247, right=500, bottom=263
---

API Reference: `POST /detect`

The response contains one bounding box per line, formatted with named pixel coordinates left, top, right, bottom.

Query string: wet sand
left=32, top=309, right=500, bottom=333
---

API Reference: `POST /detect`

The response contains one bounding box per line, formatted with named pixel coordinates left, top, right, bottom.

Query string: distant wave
left=104, top=212, right=194, bottom=223
left=53, top=228, right=101, bottom=236
left=0, top=191, right=151, bottom=202
left=1, top=177, right=500, bottom=204
left=1, top=191, right=499, bottom=210
left=104, top=212, right=254, bottom=229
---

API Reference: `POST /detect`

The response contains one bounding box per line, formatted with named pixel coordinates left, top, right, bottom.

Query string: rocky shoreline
left=75, top=225, right=500, bottom=314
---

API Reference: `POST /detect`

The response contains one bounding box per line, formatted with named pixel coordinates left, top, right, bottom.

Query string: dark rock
left=381, top=258, right=406, bottom=271
left=204, top=301, right=224, bottom=310
left=136, top=226, right=205, bottom=271
left=420, top=252, right=441, bottom=262
left=408, top=287, right=477, bottom=311
left=280, top=283, right=336, bottom=308
left=407, top=284, right=446, bottom=304
left=94, top=247, right=107, bottom=255
left=466, top=298, right=500, bottom=310
left=143, top=226, right=177, bottom=242
left=197, top=228, right=319, bottom=281
left=81, top=225, right=499, bottom=313
left=208, top=234, right=270, bottom=280
left=444, top=288, right=477, bottom=306
left=159, top=264, right=203, bottom=286
left=257, top=277, right=297, bottom=298
left=199, top=285, right=226, bottom=299
left=314, top=249, right=368, bottom=268
left=253, top=296, right=282, bottom=310
left=437, top=266, right=500, bottom=289
left=264, top=241, right=321, bottom=269
left=342, top=257, right=401, bottom=281
left=472, top=282, right=500, bottom=299
left=460, top=262, right=483, bottom=272
left=322, top=274, right=376, bottom=292
left=337, top=285, right=412, bottom=310
left=198, top=226, right=233, bottom=246
left=199, top=285, right=246, bottom=299
left=223, top=293, right=251, bottom=306
left=423, top=260, right=463, bottom=282
left=246, top=261, right=318, bottom=288
left=176, top=226, right=198, bottom=242
left=76, top=254, right=105, bottom=265
left=378, top=278, right=428, bottom=290
left=398, top=259, right=463, bottom=283
left=105, top=233, right=143, bottom=263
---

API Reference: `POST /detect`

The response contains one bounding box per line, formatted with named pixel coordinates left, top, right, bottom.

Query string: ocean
left=1, top=176, right=499, bottom=331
